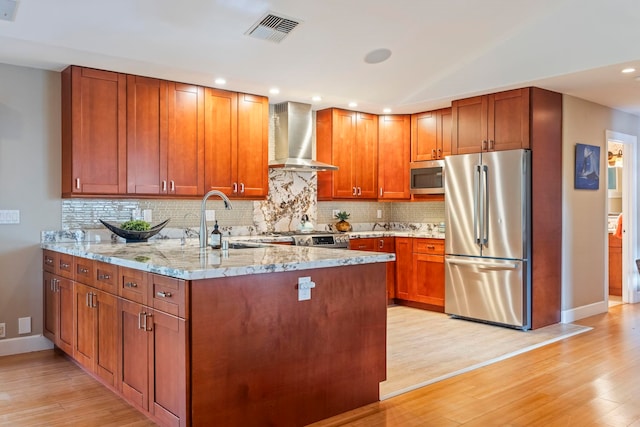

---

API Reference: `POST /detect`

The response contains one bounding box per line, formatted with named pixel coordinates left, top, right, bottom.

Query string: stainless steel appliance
left=444, top=149, right=531, bottom=330
left=410, top=160, right=445, bottom=194
left=262, top=231, right=349, bottom=249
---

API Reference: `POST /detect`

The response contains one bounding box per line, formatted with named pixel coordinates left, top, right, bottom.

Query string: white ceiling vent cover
left=245, top=12, right=300, bottom=43
left=0, top=0, right=18, bottom=22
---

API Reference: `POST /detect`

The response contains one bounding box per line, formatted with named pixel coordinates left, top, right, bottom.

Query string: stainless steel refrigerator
left=444, top=149, right=531, bottom=330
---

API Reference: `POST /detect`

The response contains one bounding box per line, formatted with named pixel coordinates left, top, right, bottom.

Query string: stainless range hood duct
left=269, top=102, right=338, bottom=171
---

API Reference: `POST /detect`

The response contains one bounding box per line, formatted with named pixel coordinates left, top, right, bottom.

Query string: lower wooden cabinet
left=43, top=271, right=74, bottom=355
left=394, top=237, right=445, bottom=311
left=349, top=237, right=396, bottom=301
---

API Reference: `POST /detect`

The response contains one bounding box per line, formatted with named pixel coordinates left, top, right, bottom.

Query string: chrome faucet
left=199, top=190, right=233, bottom=248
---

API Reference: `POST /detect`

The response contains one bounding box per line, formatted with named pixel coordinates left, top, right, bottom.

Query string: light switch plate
left=298, top=276, right=315, bottom=301
left=143, top=209, right=152, bottom=222
left=18, top=317, right=31, bottom=334
left=377, top=209, right=382, bottom=219
left=206, top=210, right=215, bottom=222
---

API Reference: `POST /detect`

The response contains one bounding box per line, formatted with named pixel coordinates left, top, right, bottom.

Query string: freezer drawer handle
left=447, top=258, right=519, bottom=270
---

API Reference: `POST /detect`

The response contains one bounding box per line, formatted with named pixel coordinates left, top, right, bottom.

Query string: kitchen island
left=41, top=239, right=392, bottom=427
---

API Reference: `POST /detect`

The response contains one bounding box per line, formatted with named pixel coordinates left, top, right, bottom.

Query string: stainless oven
left=410, top=160, right=445, bottom=194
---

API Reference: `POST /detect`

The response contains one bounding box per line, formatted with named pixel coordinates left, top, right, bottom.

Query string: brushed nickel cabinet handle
left=170, top=180, right=175, bottom=192
left=240, top=182, right=245, bottom=193
left=379, top=188, right=383, bottom=197
left=352, top=187, right=357, bottom=196
left=482, top=140, right=487, bottom=151
left=125, top=281, right=138, bottom=288
left=233, top=182, right=238, bottom=193
left=78, top=267, right=89, bottom=274
left=156, top=291, right=172, bottom=298
left=162, top=180, right=167, bottom=191
left=138, top=312, right=144, bottom=330
left=45, top=258, right=53, bottom=265
left=98, top=273, right=111, bottom=280
left=60, top=262, right=70, bottom=269
left=75, top=178, right=80, bottom=189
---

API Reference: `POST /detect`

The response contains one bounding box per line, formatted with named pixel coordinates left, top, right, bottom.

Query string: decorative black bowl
left=99, top=219, right=170, bottom=243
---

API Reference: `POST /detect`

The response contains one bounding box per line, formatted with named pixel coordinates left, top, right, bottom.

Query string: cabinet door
left=167, top=82, right=205, bottom=195
left=119, top=299, right=150, bottom=411
left=378, top=115, right=410, bottom=200
left=43, top=272, right=58, bottom=343
left=315, top=109, right=334, bottom=200
left=204, top=88, right=238, bottom=195
left=451, top=95, right=487, bottom=155
left=411, top=111, right=438, bottom=161
left=94, top=290, right=118, bottom=387
left=355, top=112, right=379, bottom=199
left=378, top=238, right=396, bottom=301
left=332, top=109, right=357, bottom=198
left=149, top=310, right=187, bottom=427
left=412, top=253, right=445, bottom=307
left=488, top=88, right=530, bottom=151
left=62, top=66, right=127, bottom=196
left=126, top=75, right=167, bottom=195
left=237, top=93, right=268, bottom=198
left=394, top=237, right=412, bottom=300
left=57, top=277, right=75, bottom=356
left=74, top=282, right=96, bottom=369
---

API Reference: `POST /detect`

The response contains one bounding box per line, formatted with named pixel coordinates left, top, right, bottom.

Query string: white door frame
left=606, top=130, right=639, bottom=304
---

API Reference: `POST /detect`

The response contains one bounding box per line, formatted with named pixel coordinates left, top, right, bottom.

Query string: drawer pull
left=98, top=274, right=111, bottom=280
left=45, top=258, right=54, bottom=265
left=156, top=291, right=172, bottom=298
left=60, top=262, right=70, bottom=269
left=78, top=267, right=89, bottom=274
left=427, top=245, right=435, bottom=250
left=125, top=281, right=138, bottom=288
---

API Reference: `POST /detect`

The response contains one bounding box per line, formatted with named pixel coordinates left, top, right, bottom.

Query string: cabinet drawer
left=150, top=274, right=187, bottom=319
left=94, top=261, right=118, bottom=294
left=58, top=253, right=75, bottom=279
left=75, top=258, right=95, bottom=285
left=413, top=238, right=444, bottom=255
left=119, top=267, right=149, bottom=305
left=43, top=250, right=57, bottom=273
left=349, top=238, right=377, bottom=251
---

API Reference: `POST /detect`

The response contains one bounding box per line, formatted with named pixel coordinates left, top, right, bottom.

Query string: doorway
left=605, top=130, right=639, bottom=305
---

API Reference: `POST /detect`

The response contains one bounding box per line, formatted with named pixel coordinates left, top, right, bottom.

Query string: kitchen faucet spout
left=200, top=190, right=233, bottom=248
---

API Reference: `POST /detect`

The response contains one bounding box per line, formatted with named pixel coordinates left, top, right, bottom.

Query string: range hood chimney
left=269, top=102, right=338, bottom=171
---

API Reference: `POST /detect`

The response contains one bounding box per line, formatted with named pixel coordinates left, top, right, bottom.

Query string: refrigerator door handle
left=474, top=164, right=482, bottom=245
left=446, top=258, right=519, bottom=270
left=482, top=164, right=489, bottom=247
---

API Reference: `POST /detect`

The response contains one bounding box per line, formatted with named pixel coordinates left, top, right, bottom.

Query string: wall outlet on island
left=206, top=210, right=215, bottom=222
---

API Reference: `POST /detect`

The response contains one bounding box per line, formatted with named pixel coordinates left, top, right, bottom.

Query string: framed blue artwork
left=575, top=143, right=600, bottom=190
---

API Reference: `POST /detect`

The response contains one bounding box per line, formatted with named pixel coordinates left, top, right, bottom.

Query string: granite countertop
left=347, top=231, right=444, bottom=239
left=41, top=239, right=395, bottom=281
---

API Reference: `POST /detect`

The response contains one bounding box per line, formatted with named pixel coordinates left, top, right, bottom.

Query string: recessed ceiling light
left=383, top=108, right=392, bottom=114
left=311, top=95, right=322, bottom=102
left=622, top=67, right=636, bottom=74
left=269, top=88, right=280, bottom=95
left=214, top=78, right=226, bottom=85
left=364, top=48, right=392, bottom=64
left=348, top=102, right=358, bottom=108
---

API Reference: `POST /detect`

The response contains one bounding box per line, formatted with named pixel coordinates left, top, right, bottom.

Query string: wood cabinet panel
left=236, top=93, right=269, bottom=198
left=356, top=112, right=379, bottom=199
left=204, top=88, right=238, bottom=195
left=43, top=272, right=74, bottom=356
left=451, top=95, right=487, bottom=154
left=410, top=108, right=452, bottom=162
left=394, top=237, right=412, bottom=300
left=119, top=298, right=150, bottom=411
left=378, top=114, right=410, bottom=199
left=349, top=237, right=396, bottom=301
left=62, top=66, right=127, bottom=196
left=331, top=109, right=357, bottom=198
left=412, top=253, right=445, bottom=307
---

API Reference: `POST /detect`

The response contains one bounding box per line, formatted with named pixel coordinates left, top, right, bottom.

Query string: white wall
left=561, top=95, right=640, bottom=321
left=0, top=63, right=61, bottom=352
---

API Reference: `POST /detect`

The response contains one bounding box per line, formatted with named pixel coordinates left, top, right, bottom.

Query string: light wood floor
left=1, top=303, right=637, bottom=426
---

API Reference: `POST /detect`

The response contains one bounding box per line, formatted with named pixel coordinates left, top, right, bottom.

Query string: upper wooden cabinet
left=411, top=108, right=452, bottom=161
left=452, top=88, right=530, bottom=154
left=316, top=108, right=378, bottom=200
left=62, top=66, right=127, bottom=196
left=378, top=115, right=411, bottom=200
left=204, top=90, right=268, bottom=198
left=126, top=76, right=205, bottom=196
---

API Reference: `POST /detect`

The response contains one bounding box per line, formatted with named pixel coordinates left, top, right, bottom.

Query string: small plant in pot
left=334, top=211, right=351, bottom=232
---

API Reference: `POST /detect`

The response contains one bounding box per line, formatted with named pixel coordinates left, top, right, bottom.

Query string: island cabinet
left=393, top=237, right=445, bottom=312
left=61, top=66, right=127, bottom=196
left=118, top=268, right=188, bottom=427
left=410, top=107, right=452, bottom=161
left=316, top=108, right=379, bottom=200
left=42, top=251, right=74, bottom=355
left=204, top=90, right=269, bottom=198
left=451, top=87, right=530, bottom=154
left=378, top=114, right=411, bottom=200
left=73, top=260, right=119, bottom=387
left=126, top=76, right=205, bottom=196
left=349, top=237, right=397, bottom=301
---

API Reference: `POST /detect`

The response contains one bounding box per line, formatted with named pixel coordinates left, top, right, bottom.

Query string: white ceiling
left=2, top=0, right=640, bottom=116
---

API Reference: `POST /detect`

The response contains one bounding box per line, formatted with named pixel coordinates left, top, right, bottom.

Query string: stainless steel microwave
left=410, top=160, right=445, bottom=194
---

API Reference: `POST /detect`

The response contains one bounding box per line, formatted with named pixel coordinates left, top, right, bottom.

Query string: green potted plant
left=334, top=211, right=351, bottom=232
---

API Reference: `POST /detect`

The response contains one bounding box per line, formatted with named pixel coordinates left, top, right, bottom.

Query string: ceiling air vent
left=245, top=12, right=300, bottom=43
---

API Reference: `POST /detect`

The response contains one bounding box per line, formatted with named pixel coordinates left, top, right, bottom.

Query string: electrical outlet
left=206, top=210, right=215, bottom=222
left=19, top=317, right=31, bottom=334
left=377, top=209, right=382, bottom=219
left=143, top=209, right=152, bottom=222
left=332, top=209, right=340, bottom=217
left=0, top=323, right=5, bottom=338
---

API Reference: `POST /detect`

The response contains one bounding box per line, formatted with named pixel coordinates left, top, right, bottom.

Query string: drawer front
left=349, top=238, right=377, bottom=251
left=43, top=250, right=57, bottom=273
left=150, top=274, right=187, bottom=319
left=94, top=261, right=118, bottom=294
left=119, top=267, right=149, bottom=305
left=75, top=258, right=95, bottom=285
left=57, top=253, right=75, bottom=279
left=413, top=238, right=444, bottom=255
left=378, top=237, right=395, bottom=253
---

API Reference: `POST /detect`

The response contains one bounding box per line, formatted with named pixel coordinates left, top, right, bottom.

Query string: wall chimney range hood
left=269, top=101, right=338, bottom=171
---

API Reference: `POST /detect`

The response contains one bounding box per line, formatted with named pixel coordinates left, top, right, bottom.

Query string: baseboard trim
left=0, top=334, right=54, bottom=357
left=561, top=300, right=608, bottom=323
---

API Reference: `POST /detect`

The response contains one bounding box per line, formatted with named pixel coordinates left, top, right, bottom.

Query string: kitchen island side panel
left=189, top=263, right=387, bottom=427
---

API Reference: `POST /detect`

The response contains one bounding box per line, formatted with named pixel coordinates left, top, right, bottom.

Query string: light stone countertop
left=41, top=238, right=395, bottom=281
